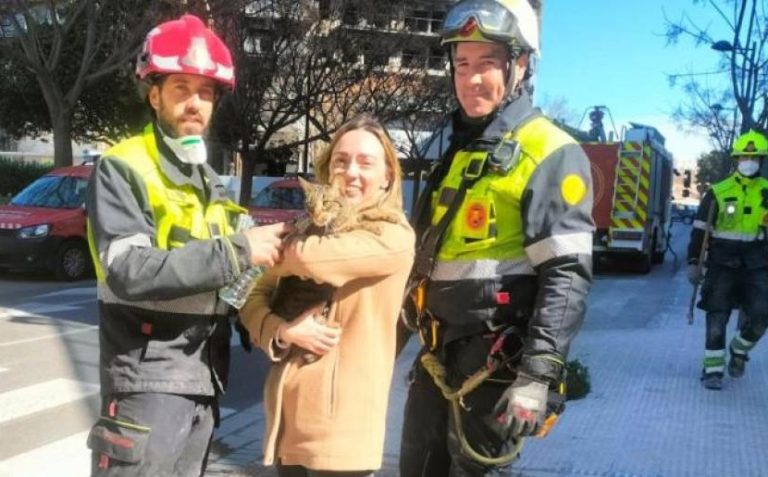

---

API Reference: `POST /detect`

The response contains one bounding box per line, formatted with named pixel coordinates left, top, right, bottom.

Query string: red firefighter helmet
left=136, top=14, right=235, bottom=90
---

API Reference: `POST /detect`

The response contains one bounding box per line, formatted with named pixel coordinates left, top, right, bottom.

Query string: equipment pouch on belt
left=87, top=417, right=151, bottom=464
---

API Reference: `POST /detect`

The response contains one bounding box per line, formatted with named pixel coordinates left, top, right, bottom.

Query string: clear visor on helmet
left=441, top=0, right=521, bottom=45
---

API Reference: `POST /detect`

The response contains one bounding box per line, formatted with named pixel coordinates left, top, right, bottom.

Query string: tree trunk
left=239, top=148, right=257, bottom=207
left=51, top=112, right=74, bottom=168
left=207, top=140, right=226, bottom=174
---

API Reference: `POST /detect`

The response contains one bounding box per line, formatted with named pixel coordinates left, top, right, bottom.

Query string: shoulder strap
left=412, top=167, right=477, bottom=277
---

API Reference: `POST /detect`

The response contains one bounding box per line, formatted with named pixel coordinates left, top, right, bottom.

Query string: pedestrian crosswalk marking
left=0, top=378, right=99, bottom=425
left=5, top=303, right=81, bottom=315
left=36, top=286, right=97, bottom=299
left=0, top=430, right=90, bottom=477
left=0, top=307, right=97, bottom=347
left=0, top=326, right=98, bottom=347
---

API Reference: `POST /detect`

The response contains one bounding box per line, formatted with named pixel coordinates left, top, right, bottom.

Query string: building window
left=318, top=0, right=331, bottom=19
left=370, top=3, right=395, bottom=29
left=431, top=11, right=444, bottom=33
left=405, top=9, right=443, bottom=33
left=427, top=47, right=445, bottom=70
left=341, top=44, right=361, bottom=65
left=364, top=47, right=390, bottom=68
left=402, top=48, right=423, bottom=69
left=342, top=6, right=358, bottom=26
left=244, top=36, right=273, bottom=55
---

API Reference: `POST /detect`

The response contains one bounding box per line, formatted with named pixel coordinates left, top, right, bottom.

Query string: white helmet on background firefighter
left=136, top=14, right=235, bottom=94
left=440, top=0, right=539, bottom=94
left=440, top=0, right=539, bottom=53
left=732, top=129, right=768, bottom=177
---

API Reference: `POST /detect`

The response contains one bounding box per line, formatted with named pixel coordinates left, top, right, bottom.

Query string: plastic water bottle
left=218, top=264, right=265, bottom=309
left=218, top=213, right=262, bottom=309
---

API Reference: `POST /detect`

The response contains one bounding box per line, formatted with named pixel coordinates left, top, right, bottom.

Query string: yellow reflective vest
left=88, top=124, right=245, bottom=281
left=431, top=116, right=578, bottom=264
left=711, top=174, right=768, bottom=241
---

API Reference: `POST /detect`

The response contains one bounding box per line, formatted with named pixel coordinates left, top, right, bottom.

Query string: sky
left=534, top=1, right=732, bottom=169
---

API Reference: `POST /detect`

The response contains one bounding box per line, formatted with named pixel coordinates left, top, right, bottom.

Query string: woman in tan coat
left=240, top=114, right=415, bottom=477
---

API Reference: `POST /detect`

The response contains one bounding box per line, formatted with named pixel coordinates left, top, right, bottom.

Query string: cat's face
left=298, top=176, right=345, bottom=228
left=329, top=129, right=390, bottom=206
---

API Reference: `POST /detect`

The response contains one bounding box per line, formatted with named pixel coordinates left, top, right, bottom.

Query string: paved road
left=207, top=222, right=768, bottom=477
left=4, top=222, right=768, bottom=477
left=0, top=272, right=271, bottom=477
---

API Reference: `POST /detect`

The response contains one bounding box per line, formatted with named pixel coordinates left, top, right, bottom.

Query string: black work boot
left=728, top=352, right=749, bottom=378
left=701, top=371, right=723, bottom=390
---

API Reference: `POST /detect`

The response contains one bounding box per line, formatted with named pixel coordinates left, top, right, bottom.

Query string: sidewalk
left=205, top=258, right=768, bottom=477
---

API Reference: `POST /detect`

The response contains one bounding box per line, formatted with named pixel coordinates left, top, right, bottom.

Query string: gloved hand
left=491, top=373, right=549, bottom=438
left=687, top=264, right=701, bottom=286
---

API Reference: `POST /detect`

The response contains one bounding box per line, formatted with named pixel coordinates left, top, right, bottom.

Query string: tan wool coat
left=240, top=212, right=415, bottom=471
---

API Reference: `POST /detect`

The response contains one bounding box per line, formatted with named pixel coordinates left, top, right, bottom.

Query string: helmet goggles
left=441, top=0, right=525, bottom=48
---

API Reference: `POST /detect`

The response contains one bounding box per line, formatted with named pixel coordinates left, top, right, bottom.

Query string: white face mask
left=157, top=124, right=207, bottom=165
left=737, top=159, right=761, bottom=177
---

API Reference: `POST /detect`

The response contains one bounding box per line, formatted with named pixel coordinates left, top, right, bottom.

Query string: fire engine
left=570, top=107, right=675, bottom=272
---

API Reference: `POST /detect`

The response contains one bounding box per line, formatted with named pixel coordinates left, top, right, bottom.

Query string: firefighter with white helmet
left=688, top=129, right=768, bottom=390
left=399, top=0, right=594, bottom=474
left=85, top=14, right=289, bottom=476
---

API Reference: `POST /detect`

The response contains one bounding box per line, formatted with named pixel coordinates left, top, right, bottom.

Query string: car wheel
left=54, top=241, right=90, bottom=281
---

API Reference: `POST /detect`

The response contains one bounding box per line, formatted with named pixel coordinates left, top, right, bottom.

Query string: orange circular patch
left=466, top=202, right=487, bottom=230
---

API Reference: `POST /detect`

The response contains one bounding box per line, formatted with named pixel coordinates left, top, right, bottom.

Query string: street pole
left=302, top=56, right=312, bottom=174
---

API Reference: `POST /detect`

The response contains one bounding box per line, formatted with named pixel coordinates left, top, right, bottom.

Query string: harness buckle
left=485, top=325, right=524, bottom=369
left=464, top=153, right=487, bottom=180
left=417, top=311, right=440, bottom=352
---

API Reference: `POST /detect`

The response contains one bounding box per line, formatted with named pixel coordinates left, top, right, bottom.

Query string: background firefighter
left=687, top=129, right=768, bottom=391
left=85, top=14, right=288, bottom=476
left=398, top=1, right=594, bottom=475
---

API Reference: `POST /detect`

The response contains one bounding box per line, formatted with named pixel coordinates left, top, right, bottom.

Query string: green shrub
left=0, top=157, right=53, bottom=197
left=565, top=359, right=591, bottom=400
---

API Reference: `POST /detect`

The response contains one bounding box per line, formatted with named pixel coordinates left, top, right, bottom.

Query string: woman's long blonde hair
left=313, top=114, right=404, bottom=210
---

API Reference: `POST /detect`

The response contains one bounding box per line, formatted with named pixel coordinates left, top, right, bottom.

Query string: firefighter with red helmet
left=85, top=14, right=289, bottom=476
left=688, top=129, right=768, bottom=390
left=399, top=0, right=594, bottom=475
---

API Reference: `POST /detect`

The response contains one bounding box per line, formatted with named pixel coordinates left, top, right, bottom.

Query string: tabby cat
left=269, top=176, right=401, bottom=362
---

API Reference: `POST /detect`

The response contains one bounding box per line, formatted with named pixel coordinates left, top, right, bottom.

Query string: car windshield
left=11, top=175, right=88, bottom=209
left=251, top=185, right=304, bottom=210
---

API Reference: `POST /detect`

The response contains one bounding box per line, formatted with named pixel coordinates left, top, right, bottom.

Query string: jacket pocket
left=87, top=417, right=151, bottom=464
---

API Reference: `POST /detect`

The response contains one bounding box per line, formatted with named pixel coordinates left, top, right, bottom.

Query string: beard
left=155, top=96, right=208, bottom=138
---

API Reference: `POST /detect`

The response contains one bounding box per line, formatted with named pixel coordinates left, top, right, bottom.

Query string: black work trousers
left=399, top=338, right=520, bottom=477
left=88, top=392, right=216, bottom=477
left=700, top=265, right=768, bottom=350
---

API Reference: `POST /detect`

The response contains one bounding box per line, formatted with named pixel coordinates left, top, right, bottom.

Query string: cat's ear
left=297, top=176, right=312, bottom=192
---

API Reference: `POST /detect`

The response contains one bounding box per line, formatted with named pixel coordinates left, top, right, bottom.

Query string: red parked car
left=247, top=178, right=305, bottom=225
left=0, top=164, right=93, bottom=280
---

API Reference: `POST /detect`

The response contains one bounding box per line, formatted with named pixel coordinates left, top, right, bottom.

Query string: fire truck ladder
left=611, top=142, right=643, bottom=224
